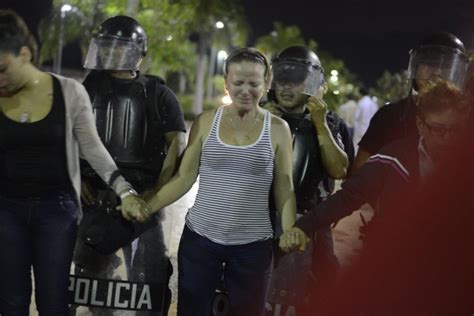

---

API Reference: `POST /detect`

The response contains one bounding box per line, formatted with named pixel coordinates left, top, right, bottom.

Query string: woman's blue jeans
left=0, top=191, right=78, bottom=316
left=177, top=225, right=273, bottom=316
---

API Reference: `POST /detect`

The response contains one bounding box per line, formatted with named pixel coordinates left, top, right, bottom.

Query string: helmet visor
left=84, top=37, right=143, bottom=70
left=271, top=60, right=324, bottom=96
left=408, top=46, right=469, bottom=89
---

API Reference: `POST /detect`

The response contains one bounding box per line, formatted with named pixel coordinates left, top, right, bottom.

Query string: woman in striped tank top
left=145, top=48, right=307, bottom=316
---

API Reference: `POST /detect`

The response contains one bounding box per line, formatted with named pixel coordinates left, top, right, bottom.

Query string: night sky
left=2, top=0, right=473, bottom=85
left=241, top=0, right=474, bottom=85
left=1, top=0, right=52, bottom=39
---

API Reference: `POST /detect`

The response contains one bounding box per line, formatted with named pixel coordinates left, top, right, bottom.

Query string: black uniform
left=266, top=110, right=354, bottom=315
left=73, top=70, right=185, bottom=315
left=359, top=96, right=418, bottom=155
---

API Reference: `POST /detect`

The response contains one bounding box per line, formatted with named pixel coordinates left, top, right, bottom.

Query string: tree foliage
left=188, top=0, right=248, bottom=114
left=39, top=0, right=197, bottom=76
left=318, top=50, right=361, bottom=110
left=38, top=3, right=91, bottom=66
left=255, top=22, right=307, bottom=60
left=38, top=0, right=250, bottom=116
left=189, top=0, right=247, bottom=47
left=369, top=70, right=410, bottom=106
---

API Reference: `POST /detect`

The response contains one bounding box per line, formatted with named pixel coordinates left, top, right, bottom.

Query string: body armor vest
left=84, top=72, right=166, bottom=181
left=282, top=112, right=327, bottom=212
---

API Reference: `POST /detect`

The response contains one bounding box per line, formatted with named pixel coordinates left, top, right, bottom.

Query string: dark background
left=241, top=0, right=474, bottom=84
left=2, top=0, right=473, bottom=85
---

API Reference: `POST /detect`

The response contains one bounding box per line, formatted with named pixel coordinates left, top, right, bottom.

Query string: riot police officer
left=265, top=46, right=354, bottom=314
left=73, top=15, right=186, bottom=315
left=352, top=32, right=469, bottom=172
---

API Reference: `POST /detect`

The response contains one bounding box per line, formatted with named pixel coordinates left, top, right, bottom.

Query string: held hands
left=307, top=96, right=328, bottom=124
left=279, top=226, right=310, bottom=253
left=117, top=194, right=151, bottom=223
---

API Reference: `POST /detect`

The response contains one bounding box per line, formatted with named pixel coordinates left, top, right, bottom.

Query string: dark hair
left=0, top=9, right=38, bottom=64
left=416, top=82, right=468, bottom=117
left=224, top=47, right=272, bottom=83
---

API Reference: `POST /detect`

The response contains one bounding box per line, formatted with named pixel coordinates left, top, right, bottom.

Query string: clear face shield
left=84, top=36, right=143, bottom=70
left=270, top=60, right=324, bottom=109
left=271, top=60, right=324, bottom=97
left=407, top=46, right=469, bottom=90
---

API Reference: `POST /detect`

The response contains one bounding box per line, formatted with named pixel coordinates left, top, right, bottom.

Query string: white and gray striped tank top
left=186, top=106, right=275, bottom=245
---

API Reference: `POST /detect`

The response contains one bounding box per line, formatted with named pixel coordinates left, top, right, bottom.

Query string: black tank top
left=0, top=76, right=72, bottom=197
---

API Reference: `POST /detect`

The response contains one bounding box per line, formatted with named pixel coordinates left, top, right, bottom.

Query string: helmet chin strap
left=130, top=70, right=138, bottom=78
left=109, top=69, right=138, bottom=79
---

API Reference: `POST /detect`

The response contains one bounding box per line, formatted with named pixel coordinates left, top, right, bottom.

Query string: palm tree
left=254, top=22, right=307, bottom=61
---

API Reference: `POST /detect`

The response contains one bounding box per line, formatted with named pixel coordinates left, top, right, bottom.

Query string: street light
left=206, top=23, right=226, bottom=101
left=61, top=4, right=72, bottom=12
left=217, top=50, right=228, bottom=61
left=55, top=4, right=74, bottom=75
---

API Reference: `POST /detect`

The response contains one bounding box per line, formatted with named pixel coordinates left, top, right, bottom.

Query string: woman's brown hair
left=224, top=47, right=272, bottom=84
left=417, top=81, right=469, bottom=117
left=0, top=9, right=38, bottom=64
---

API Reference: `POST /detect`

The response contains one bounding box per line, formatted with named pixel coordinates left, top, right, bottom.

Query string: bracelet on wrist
left=120, top=188, right=138, bottom=200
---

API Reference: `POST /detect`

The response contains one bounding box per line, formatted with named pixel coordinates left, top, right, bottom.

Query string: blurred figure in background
left=352, top=88, right=378, bottom=153
left=337, top=93, right=357, bottom=144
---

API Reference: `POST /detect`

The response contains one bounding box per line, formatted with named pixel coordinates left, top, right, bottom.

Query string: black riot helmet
left=275, top=46, right=323, bottom=70
left=84, top=16, right=147, bottom=70
left=270, top=46, right=325, bottom=97
left=407, top=32, right=469, bottom=90
left=417, top=32, right=465, bottom=52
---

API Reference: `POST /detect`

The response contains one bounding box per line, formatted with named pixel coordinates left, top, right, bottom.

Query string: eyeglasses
left=419, top=116, right=463, bottom=137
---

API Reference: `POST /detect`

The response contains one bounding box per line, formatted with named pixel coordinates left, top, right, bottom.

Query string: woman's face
left=225, top=61, right=267, bottom=110
left=0, top=51, right=28, bottom=97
